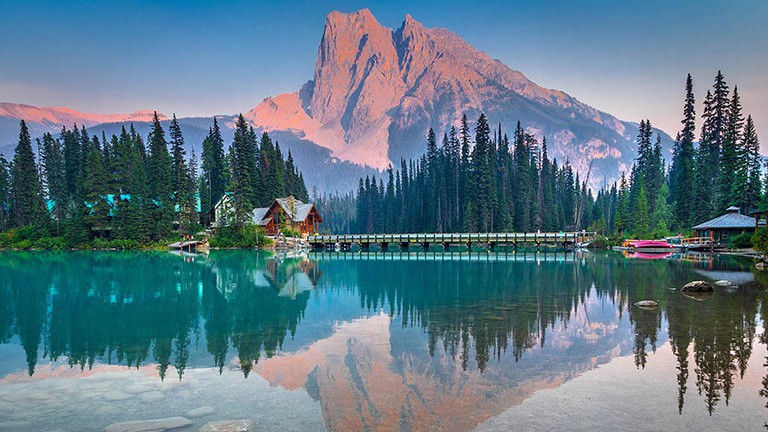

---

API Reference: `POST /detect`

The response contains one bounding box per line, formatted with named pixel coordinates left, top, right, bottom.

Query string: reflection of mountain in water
left=0, top=250, right=766, bottom=426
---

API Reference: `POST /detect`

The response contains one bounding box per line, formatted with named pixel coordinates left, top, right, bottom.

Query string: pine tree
left=168, top=114, right=188, bottom=203
left=472, top=114, right=493, bottom=231
left=203, top=117, right=226, bottom=212
left=83, top=143, right=110, bottom=235
left=719, top=86, right=742, bottom=211
left=0, top=157, right=11, bottom=230
left=147, top=112, right=173, bottom=239
left=12, top=121, right=45, bottom=227
left=692, top=90, right=716, bottom=223
left=671, top=74, right=696, bottom=227
left=40, top=132, right=66, bottom=235
left=615, top=173, right=631, bottom=236
left=230, top=114, right=256, bottom=227
left=743, top=116, right=761, bottom=210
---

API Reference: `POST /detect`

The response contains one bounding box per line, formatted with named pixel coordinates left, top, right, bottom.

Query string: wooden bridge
left=307, top=232, right=595, bottom=251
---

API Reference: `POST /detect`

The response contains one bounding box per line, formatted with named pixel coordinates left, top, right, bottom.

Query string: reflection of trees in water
left=339, top=252, right=766, bottom=415
left=0, top=250, right=766, bottom=416
left=0, top=250, right=314, bottom=379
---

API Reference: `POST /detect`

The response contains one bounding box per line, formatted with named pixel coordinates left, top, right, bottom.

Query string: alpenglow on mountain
left=0, top=9, right=672, bottom=190
left=245, top=9, right=672, bottom=183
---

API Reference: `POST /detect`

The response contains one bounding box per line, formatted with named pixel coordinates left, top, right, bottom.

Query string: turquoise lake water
left=0, top=249, right=766, bottom=431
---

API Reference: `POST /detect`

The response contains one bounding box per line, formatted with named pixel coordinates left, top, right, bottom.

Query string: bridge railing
left=308, top=232, right=596, bottom=243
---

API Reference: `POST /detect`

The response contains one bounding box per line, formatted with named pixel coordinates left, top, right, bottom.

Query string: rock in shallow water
left=186, top=406, right=216, bottom=418
left=102, top=416, right=192, bottom=432
left=199, top=419, right=254, bottom=432
left=681, top=281, right=714, bottom=293
left=140, top=391, right=164, bottom=403
left=714, top=280, right=733, bottom=287
left=634, top=300, right=658, bottom=309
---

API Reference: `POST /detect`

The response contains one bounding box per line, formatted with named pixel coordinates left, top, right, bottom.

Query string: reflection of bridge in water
left=309, top=232, right=595, bottom=251
left=308, top=250, right=587, bottom=262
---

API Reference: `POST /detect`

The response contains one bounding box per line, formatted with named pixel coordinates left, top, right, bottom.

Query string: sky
left=1, top=0, right=766, bottom=145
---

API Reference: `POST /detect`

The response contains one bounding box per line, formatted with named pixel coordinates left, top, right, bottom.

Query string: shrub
left=729, top=231, right=754, bottom=249
left=281, top=228, right=301, bottom=238
left=752, top=228, right=768, bottom=253
left=209, top=225, right=271, bottom=248
left=34, top=236, right=68, bottom=250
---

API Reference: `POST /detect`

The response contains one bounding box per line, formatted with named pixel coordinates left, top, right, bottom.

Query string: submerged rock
left=681, top=281, right=714, bottom=293
left=714, top=280, right=733, bottom=287
left=102, top=416, right=192, bottom=432
left=139, top=391, right=164, bottom=403
left=185, top=406, right=216, bottom=418
left=199, top=420, right=254, bottom=432
left=634, top=300, right=658, bottom=309
left=756, top=261, right=767, bottom=271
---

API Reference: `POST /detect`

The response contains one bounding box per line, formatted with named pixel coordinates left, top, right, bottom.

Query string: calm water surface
left=0, top=249, right=767, bottom=431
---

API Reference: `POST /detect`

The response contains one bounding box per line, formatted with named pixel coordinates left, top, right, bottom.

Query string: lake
left=0, top=249, right=766, bottom=431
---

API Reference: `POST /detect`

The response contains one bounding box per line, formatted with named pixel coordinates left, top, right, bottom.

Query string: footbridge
left=307, top=232, right=595, bottom=251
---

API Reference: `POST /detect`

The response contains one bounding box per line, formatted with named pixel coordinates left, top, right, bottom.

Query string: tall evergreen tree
left=147, top=112, right=173, bottom=239
left=40, top=132, right=66, bottom=235
left=12, top=120, right=45, bottom=227
left=671, top=74, right=697, bottom=227
left=230, top=114, right=256, bottom=227
left=718, top=86, right=742, bottom=211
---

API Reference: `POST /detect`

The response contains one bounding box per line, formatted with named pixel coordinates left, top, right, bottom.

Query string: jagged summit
left=0, top=9, right=672, bottom=189
left=245, top=9, right=667, bottom=182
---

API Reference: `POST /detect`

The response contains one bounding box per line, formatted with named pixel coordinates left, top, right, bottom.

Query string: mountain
left=0, top=9, right=674, bottom=191
left=245, top=9, right=673, bottom=184
left=0, top=103, right=165, bottom=144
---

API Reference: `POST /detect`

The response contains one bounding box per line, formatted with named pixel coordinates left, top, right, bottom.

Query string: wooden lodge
left=213, top=195, right=323, bottom=236
left=692, top=206, right=760, bottom=244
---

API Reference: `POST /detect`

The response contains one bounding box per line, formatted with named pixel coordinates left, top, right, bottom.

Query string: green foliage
left=208, top=225, right=271, bottom=248
left=281, top=228, right=300, bottom=238
left=728, top=231, right=754, bottom=249
left=751, top=227, right=768, bottom=253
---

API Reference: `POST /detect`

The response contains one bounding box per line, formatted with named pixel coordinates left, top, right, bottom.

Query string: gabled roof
left=273, top=197, right=319, bottom=222
left=693, top=212, right=756, bottom=230
left=294, top=203, right=315, bottom=221
left=252, top=206, right=270, bottom=226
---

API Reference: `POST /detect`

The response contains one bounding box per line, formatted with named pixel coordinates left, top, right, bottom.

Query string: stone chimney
left=287, top=195, right=295, bottom=216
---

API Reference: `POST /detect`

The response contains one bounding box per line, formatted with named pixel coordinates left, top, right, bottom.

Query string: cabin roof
left=252, top=206, right=271, bottom=226
left=692, top=212, right=756, bottom=230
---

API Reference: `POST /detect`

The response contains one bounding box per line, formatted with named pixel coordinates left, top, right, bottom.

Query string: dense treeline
left=350, top=71, right=761, bottom=238
left=351, top=113, right=611, bottom=235
left=0, top=113, right=308, bottom=248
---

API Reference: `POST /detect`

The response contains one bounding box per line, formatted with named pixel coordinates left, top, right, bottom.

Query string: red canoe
left=632, top=240, right=673, bottom=249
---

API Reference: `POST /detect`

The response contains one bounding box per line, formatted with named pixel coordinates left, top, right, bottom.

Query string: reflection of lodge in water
left=0, top=250, right=766, bottom=427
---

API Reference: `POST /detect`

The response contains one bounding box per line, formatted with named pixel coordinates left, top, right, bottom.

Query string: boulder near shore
left=681, top=281, right=714, bottom=293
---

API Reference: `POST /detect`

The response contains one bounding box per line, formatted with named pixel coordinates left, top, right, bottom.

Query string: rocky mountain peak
left=244, top=9, right=671, bottom=184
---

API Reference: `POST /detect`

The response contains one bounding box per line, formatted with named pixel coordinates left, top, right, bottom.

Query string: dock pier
left=308, top=232, right=595, bottom=252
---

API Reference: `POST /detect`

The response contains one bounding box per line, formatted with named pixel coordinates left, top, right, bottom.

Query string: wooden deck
left=307, top=232, right=595, bottom=251
left=168, top=240, right=202, bottom=251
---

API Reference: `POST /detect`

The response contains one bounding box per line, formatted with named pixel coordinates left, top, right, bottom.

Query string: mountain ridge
left=244, top=9, right=673, bottom=183
left=0, top=9, right=674, bottom=191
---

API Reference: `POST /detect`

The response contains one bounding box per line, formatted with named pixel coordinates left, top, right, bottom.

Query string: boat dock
left=307, top=232, right=595, bottom=251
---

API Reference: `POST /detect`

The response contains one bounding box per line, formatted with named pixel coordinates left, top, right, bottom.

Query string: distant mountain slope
left=245, top=9, right=674, bottom=185
left=0, top=103, right=165, bottom=146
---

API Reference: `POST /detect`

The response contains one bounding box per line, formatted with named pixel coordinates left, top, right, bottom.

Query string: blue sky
left=1, top=0, right=766, bottom=144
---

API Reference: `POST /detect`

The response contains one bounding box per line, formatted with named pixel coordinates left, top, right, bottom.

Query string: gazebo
left=692, top=206, right=760, bottom=244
